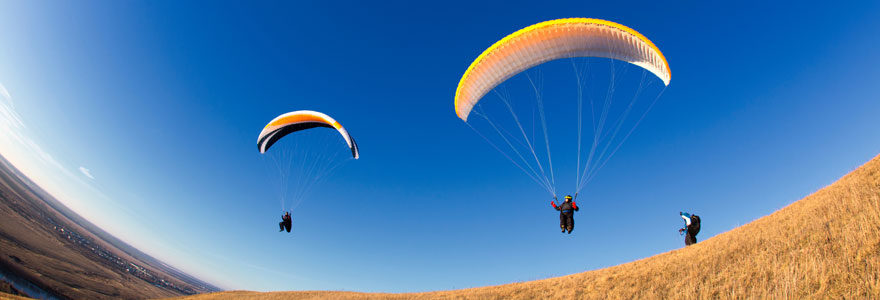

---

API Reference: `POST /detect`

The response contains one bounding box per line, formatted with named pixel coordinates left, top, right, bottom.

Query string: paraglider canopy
left=454, top=18, right=671, bottom=121
left=257, top=110, right=359, bottom=159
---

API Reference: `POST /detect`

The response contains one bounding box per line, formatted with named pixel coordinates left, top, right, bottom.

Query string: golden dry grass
left=175, top=154, right=880, bottom=299
left=0, top=292, right=33, bottom=300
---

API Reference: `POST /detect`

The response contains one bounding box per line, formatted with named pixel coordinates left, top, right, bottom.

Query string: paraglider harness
left=280, top=211, right=292, bottom=233
left=679, top=213, right=700, bottom=236
left=553, top=193, right=579, bottom=213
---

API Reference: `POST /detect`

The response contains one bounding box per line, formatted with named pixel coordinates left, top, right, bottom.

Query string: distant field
left=0, top=155, right=219, bottom=299
left=174, top=153, right=880, bottom=299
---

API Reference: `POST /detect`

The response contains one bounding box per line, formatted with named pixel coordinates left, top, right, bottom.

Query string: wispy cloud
left=0, top=83, right=68, bottom=174
left=79, top=166, right=95, bottom=180
left=0, top=83, right=25, bottom=130
left=0, top=84, right=11, bottom=107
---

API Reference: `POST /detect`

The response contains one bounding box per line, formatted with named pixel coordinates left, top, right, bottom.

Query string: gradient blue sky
left=1, top=0, right=879, bottom=292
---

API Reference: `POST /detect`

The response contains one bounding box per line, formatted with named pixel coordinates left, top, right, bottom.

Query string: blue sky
left=1, top=0, right=879, bottom=292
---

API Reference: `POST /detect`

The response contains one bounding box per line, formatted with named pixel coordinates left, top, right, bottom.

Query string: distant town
left=46, top=216, right=198, bottom=295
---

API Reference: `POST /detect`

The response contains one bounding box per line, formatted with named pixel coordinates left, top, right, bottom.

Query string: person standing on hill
left=678, top=212, right=700, bottom=245
left=551, top=194, right=579, bottom=234
left=279, top=211, right=292, bottom=233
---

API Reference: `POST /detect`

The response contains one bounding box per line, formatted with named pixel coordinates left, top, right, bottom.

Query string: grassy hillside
left=178, top=154, right=880, bottom=299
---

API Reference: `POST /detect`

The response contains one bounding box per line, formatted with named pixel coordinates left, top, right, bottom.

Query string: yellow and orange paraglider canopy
left=454, top=18, right=671, bottom=121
